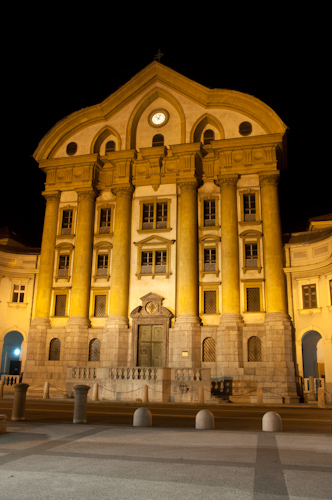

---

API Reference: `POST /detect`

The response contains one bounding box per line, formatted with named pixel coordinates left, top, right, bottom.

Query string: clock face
left=151, top=112, right=166, bottom=125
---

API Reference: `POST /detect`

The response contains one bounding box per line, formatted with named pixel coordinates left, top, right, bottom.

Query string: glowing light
left=14, top=348, right=20, bottom=356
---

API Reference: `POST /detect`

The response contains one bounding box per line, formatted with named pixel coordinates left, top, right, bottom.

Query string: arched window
left=248, top=336, right=261, bottom=362
left=66, top=142, right=77, bottom=155
left=203, top=129, right=215, bottom=145
left=89, top=338, right=100, bottom=361
left=49, top=338, right=61, bottom=361
left=152, top=134, right=164, bottom=147
left=202, top=337, right=216, bottom=362
left=105, top=140, right=116, bottom=153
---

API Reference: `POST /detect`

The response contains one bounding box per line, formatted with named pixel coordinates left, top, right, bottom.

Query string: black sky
left=1, top=8, right=330, bottom=247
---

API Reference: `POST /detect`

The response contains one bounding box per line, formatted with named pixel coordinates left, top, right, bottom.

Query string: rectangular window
left=140, top=200, right=170, bottom=231
left=142, top=204, right=154, bottom=229
left=58, top=255, right=70, bottom=277
left=302, top=284, right=317, bottom=309
left=155, top=250, right=167, bottom=273
left=61, top=210, right=73, bottom=235
left=12, top=284, right=25, bottom=303
left=141, top=251, right=153, bottom=274
left=97, top=254, right=109, bottom=276
left=243, top=194, right=256, bottom=221
left=245, top=243, right=258, bottom=267
left=246, top=287, right=260, bottom=312
left=204, top=290, right=217, bottom=314
left=94, top=295, right=106, bottom=317
left=156, top=202, right=168, bottom=228
left=99, top=208, right=111, bottom=233
left=204, top=248, right=216, bottom=271
left=141, top=250, right=167, bottom=275
left=54, top=294, right=66, bottom=317
left=204, top=200, right=216, bottom=226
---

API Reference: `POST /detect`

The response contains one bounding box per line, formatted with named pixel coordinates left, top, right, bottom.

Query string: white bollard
left=133, top=407, right=152, bottom=427
left=142, top=385, right=149, bottom=404
left=195, top=409, right=215, bottom=430
left=262, top=411, right=282, bottom=432
left=43, top=382, right=49, bottom=399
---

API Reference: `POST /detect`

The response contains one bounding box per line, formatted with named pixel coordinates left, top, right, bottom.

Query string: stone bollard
left=195, top=409, right=215, bottom=430
left=11, top=383, right=29, bottom=421
left=0, top=380, right=3, bottom=398
left=91, top=383, right=99, bottom=402
left=317, top=387, right=326, bottom=408
left=256, top=386, right=263, bottom=405
left=0, top=414, right=7, bottom=433
left=133, top=407, right=152, bottom=427
left=262, top=411, right=282, bottom=432
left=142, top=385, right=149, bottom=404
left=73, top=385, right=90, bottom=424
left=43, top=381, right=50, bottom=399
left=198, top=386, right=205, bottom=404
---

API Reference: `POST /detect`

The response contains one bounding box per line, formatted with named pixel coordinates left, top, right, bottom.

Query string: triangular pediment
left=134, top=235, right=175, bottom=246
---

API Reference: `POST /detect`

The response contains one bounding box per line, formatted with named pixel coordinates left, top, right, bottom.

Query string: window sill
left=239, top=220, right=262, bottom=226
left=243, top=266, right=262, bottom=274
left=93, top=274, right=110, bottom=282
left=299, top=307, right=322, bottom=315
left=136, top=272, right=171, bottom=280
left=199, top=225, right=221, bottom=231
left=8, top=302, right=28, bottom=308
left=55, top=275, right=71, bottom=282
left=137, top=227, right=172, bottom=234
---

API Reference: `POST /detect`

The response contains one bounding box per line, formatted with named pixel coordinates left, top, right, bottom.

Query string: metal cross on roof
left=153, top=49, right=164, bottom=62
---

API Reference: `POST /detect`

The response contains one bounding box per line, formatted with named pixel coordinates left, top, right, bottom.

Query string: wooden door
left=138, top=325, right=163, bottom=367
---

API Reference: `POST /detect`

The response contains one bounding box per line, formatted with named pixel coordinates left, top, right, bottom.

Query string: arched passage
left=302, top=330, right=323, bottom=378
left=1, top=331, right=24, bottom=375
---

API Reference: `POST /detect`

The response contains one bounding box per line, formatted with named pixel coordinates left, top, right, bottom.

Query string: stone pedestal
left=216, top=314, right=244, bottom=378
left=73, top=385, right=90, bottom=424
left=102, top=316, right=129, bottom=366
left=170, top=315, right=201, bottom=368
left=12, top=383, right=29, bottom=421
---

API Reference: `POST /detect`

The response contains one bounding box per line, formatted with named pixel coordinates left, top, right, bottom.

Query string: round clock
left=149, top=109, right=168, bottom=127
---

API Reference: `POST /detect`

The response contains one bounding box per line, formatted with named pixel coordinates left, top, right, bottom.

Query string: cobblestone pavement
left=0, top=422, right=331, bottom=499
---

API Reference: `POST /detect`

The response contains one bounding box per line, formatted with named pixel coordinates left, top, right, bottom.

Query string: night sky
left=1, top=9, right=330, bottom=247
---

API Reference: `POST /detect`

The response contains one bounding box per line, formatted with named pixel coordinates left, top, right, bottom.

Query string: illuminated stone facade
left=21, top=62, right=301, bottom=402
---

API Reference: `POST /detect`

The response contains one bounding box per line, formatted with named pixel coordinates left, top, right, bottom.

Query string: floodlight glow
left=14, top=348, right=20, bottom=356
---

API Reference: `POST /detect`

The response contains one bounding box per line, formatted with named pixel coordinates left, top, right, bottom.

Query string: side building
left=22, top=62, right=299, bottom=402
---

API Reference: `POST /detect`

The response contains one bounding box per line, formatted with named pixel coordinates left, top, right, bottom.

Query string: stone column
left=259, top=173, right=287, bottom=315
left=34, top=191, right=60, bottom=321
left=171, top=180, right=201, bottom=368
left=68, top=189, right=96, bottom=325
left=259, top=173, right=298, bottom=402
left=216, top=175, right=244, bottom=377
left=102, top=185, right=133, bottom=365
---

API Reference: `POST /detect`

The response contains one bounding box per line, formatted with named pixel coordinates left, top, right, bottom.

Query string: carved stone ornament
left=111, top=185, right=134, bottom=198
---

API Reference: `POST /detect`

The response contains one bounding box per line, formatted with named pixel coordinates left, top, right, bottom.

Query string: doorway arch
left=302, top=330, right=323, bottom=378
left=0, top=330, right=24, bottom=375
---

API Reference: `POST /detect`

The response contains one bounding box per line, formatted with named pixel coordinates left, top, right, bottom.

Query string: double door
left=138, top=325, right=163, bottom=367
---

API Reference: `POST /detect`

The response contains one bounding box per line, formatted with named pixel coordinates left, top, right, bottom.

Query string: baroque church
left=2, top=62, right=331, bottom=403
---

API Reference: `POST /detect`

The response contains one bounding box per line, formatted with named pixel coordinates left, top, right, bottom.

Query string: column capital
left=217, top=175, right=239, bottom=190
left=43, top=191, right=61, bottom=203
left=177, top=179, right=198, bottom=193
left=76, top=188, right=98, bottom=202
left=259, top=172, right=280, bottom=187
left=111, top=185, right=134, bottom=198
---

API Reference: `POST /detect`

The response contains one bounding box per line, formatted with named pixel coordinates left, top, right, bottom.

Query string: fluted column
left=219, top=175, right=241, bottom=317
left=176, top=181, right=199, bottom=320
left=34, top=191, right=60, bottom=321
left=108, top=185, right=134, bottom=322
left=259, top=173, right=287, bottom=315
left=69, top=189, right=96, bottom=324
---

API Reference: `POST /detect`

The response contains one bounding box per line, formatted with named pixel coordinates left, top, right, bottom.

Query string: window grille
left=204, top=248, right=216, bottom=271
left=248, top=336, right=262, bottom=362
left=246, top=288, right=260, bottom=312
left=89, top=338, right=101, bottom=361
left=49, top=338, right=61, bottom=361
left=156, top=202, right=168, bottom=228
left=204, top=290, right=217, bottom=314
left=12, top=284, right=25, bottom=303
left=204, top=200, right=216, bottom=226
left=142, top=204, right=154, bottom=229
left=97, top=254, right=108, bottom=276
left=58, top=255, right=69, bottom=277
left=61, top=210, right=73, bottom=235
left=54, top=295, right=66, bottom=316
left=99, top=208, right=111, bottom=233
left=245, top=244, right=258, bottom=267
left=152, top=134, right=164, bottom=147
left=202, top=337, right=216, bottom=362
left=302, top=284, right=317, bottom=309
left=94, top=295, right=106, bottom=317
left=244, top=194, right=256, bottom=221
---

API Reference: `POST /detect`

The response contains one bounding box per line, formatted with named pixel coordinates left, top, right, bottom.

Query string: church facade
left=21, top=62, right=301, bottom=402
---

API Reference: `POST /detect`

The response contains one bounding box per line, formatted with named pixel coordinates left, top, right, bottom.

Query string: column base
left=170, top=314, right=201, bottom=368
left=66, top=316, right=91, bottom=329
left=216, top=313, right=244, bottom=378
left=101, top=316, right=130, bottom=366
